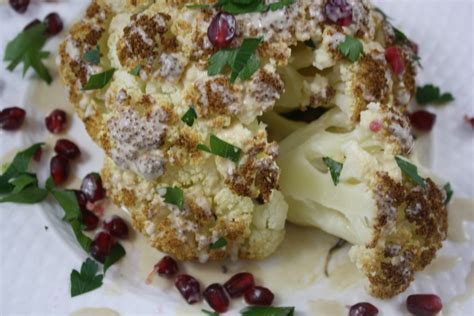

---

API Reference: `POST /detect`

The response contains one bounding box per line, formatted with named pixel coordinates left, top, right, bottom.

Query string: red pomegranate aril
left=409, top=110, right=436, bottom=132
left=81, top=173, right=106, bottom=203
left=54, top=139, right=81, bottom=160
left=103, top=216, right=129, bottom=239
left=33, top=147, right=42, bottom=162
left=207, top=12, right=237, bottom=49
left=75, top=190, right=88, bottom=211
left=349, top=302, right=379, bottom=316
left=224, top=272, right=255, bottom=298
left=175, top=274, right=202, bottom=304
left=324, top=0, right=353, bottom=26
left=369, top=120, right=382, bottom=133
left=464, top=115, right=474, bottom=128
left=24, top=19, right=41, bottom=31
left=45, top=109, right=67, bottom=134
left=155, top=256, right=179, bottom=277
left=9, top=0, right=30, bottom=13
left=407, top=294, right=443, bottom=316
left=50, top=155, right=70, bottom=185
left=81, top=209, right=99, bottom=231
left=90, top=231, right=115, bottom=263
left=0, top=107, right=26, bottom=131
left=203, top=283, right=230, bottom=313
left=385, top=46, right=405, bottom=75
left=244, top=286, right=274, bottom=306
left=44, top=12, right=63, bottom=37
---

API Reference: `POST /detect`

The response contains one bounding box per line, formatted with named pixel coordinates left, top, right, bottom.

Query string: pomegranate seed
left=409, top=110, right=436, bottom=132
left=33, top=147, right=42, bottom=162
left=54, top=139, right=81, bottom=160
left=464, top=115, right=474, bottom=128
left=406, top=294, right=443, bottom=316
left=103, top=216, right=129, bottom=239
left=74, top=190, right=88, bottom=211
left=155, top=256, right=179, bottom=277
left=203, top=283, right=230, bottom=313
left=50, top=155, right=70, bottom=185
left=224, top=272, right=255, bottom=298
left=244, top=286, right=274, bottom=306
left=0, top=107, right=26, bottom=131
left=369, top=120, right=382, bottom=133
left=80, top=173, right=106, bottom=203
left=45, top=109, right=67, bottom=134
left=207, top=12, right=236, bottom=49
left=90, top=231, right=115, bottom=263
left=385, top=46, right=405, bottom=75
left=9, top=0, right=30, bottom=13
left=81, top=209, right=99, bottom=231
left=175, top=274, right=202, bottom=304
left=349, top=302, right=379, bottom=316
left=24, top=19, right=41, bottom=31
left=324, top=0, right=353, bottom=26
left=44, top=13, right=63, bottom=37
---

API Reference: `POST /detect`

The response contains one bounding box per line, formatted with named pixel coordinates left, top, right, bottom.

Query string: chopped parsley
left=337, top=35, right=363, bottom=63
left=159, top=186, right=184, bottom=210
left=323, top=157, right=343, bottom=186
left=181, top=107, right=198, bottom=127
left=202, top=310, right=219, bottom=316
left=187, top=0, right=294, bottom=15
left=208, top=37, right=262, bottom=83
left=240, top=306, right=295, bottom=316
left=130, top=64, right=142, bottom=76
left=83, top=45, right=101, bottom=65
left=82, top=69, right=116, bottom=91
left=395, top=156, right=426, bottom=188
left=197, top=134, right=242, bottom=162
left=4, top=23, right=52, bottom=84
left=443, top=182, right=453, bottom=205
left=70, top=258, right=104, bottom=297
left=416, top=84, right=455, bottom=105
left=210, top=237, right=227, bottom=250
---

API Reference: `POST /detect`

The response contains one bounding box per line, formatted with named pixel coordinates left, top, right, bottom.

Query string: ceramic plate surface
left=0, top=0, right=473, bottom=315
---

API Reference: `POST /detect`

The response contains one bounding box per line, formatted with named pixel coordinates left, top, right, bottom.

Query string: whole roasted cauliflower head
left=58, top=0, right=448, bottom=298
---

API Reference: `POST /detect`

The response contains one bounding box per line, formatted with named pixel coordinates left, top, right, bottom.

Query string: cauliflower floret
left=278, top=105, right=448, bottom=298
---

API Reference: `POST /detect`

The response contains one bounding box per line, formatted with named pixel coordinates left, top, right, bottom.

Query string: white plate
left=0, top=0, right=473, bottom=315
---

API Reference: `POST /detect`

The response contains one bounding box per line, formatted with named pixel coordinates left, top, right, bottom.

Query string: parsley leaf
left=337, top=35, right=363, bottom=63
left=4, top=23, right=52, bottom=84
left=197, top=134, right=242, bottom=162
left=83, top=46, right=101, bottom=65
left=158, top=186, right=184, bottom=210
left=82, top=69, right=116, bottom=91
left=70, top=258, right=104, bottom=297
left=181, top=107, right=198, bottom=127
left=103, top=243, right=126, bottom=273
left=0, top=184, right=48, bottom=204
left=202, top=309, right=220, bottom=316
left=10, top=173, right=37, bottom=194
left=187, top=0, right=294, bottom=14
left=416, top=84, right=455, bottom=105
left=443, top=182, right=453, bottom=205
left=240, top=306, right=295, bottom=316
left=70, top=219, right=93, bottom=252
left=208, top=37, right=262, bottom=83
left=323, top=157, right=343, bottom=186
left=130, top=65, right=142, bottom=76
left=268, top=0, right=295, bottom=11
left=210, top=237, right=227, bottom=250
left=395, top=156, right=426, bottom=188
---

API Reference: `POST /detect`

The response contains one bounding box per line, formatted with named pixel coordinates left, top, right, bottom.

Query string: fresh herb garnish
left=9, top=173, right=37, bottom=194
left=104, top=243, right=126, bottom=273
left=159, top=186, right=184, bottom=210
left=303, top=39, right=316, bottom=49
left=323, top=157, right=343, bottom=186
left=416, top=84, right=454, bottom=105
left=4, top=23, right=52, bottom=84
left=443, top=182, right=453, bottom=205
left=197, top=134, right=242, bottom=162
left=187, top=0, right=294, bottom=15
left=83, top=45, right=101, bottom=65
left=240, top=306, right=295, bottom=316
left=82, top=69, right=116, bottom=91
left=70, top=258, right=104, bottom=297
left=70, top=219, right=93, bottom=252
left=202, top=309, right=220, bottom=316
left=181, top=107, right=198, bottom=127
left=395, top=156, right=426, bottom=188
left=208, top=37, right=262, bottom=83
left=210, top=237, right=227, bottom=250
left=0, top=183, right=48, bottom=204
left=130, top=64, right=142, bottom=76
left=337, top=35, right=363, bottom=63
